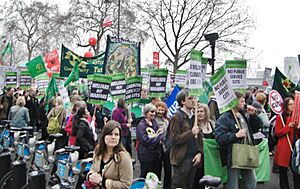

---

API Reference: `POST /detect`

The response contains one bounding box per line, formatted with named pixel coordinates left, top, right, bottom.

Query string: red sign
left=102, top=16, right=113, bottom=27
left=269, top=90, right=283, bottom=114
left=292, top=91, right=300, bottom=125
left=45, top=49, right=60, bottom=72
left=153, top=52, right=159, bottom=68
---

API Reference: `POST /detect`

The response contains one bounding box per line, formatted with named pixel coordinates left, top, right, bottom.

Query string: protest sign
left=166, top=85, right=181, bottom=118
left=60, top=44, right=104, bottom=78
left=103, top=36, right=141, bottom=78
left=58, top=85, right=71, bottom=108
left=189, top=49, right=203, bottom=96
left=36, top=75, right=49, bottom=92
left=210, top=66, right=238, bottom=114
left=125, top=76, right=142, bottom=103
left=5, top=72, right=17, bottom=88
left=141, top=68, right=150, bottom=88
left=225, top=60, right=247, bottom=89
left=262, top=67, right=272, bottom=86
left=149, top=69, right=168, bottom=98
left=19, top=71, right=32, bottom=90
left=88, top=74, right=112, bottom=105
left=110, top=73, right=126, bottom=100
left=175, top=70, right=188, bottom=88
left=201, top=57, right=208, bottom=81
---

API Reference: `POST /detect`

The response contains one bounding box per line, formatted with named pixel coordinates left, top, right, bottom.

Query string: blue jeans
left=226, top=167, right=256, bottom=189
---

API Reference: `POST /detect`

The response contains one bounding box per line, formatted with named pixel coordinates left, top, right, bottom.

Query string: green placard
left=125, top=76, right=142, bottom=103
left=149, top=69, right=168, bottom=98
left=87, top=74, right=112, bottom=105
left=19, top=71, right=32, bottom=90
left=110, top=73, right=126, bottom=100
left=5, top=72, right=17, bottom=88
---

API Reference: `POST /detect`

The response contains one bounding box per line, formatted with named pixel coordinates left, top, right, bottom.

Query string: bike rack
left=11, top=161, right=27, bottom=189
left=0, top=152, right=11, bottom=179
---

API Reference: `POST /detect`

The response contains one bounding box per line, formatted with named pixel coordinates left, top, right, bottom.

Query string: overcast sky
left=1, top=0, right=300, bottom=72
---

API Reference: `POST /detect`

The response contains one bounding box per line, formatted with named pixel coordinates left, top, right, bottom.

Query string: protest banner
left=36, top=74, right=49, bottom=92
left=166, top=85, right=181, bottom=118
left=88, top=74, right=112, bottom=105
left=110, top=73, right=126, bottom=100
left=103, top=36, right=141, bottom=78
left=125, top=76, right=142, bottom=103
left=201, top=57, right=208, bottom=81
left=262, top=67, right=272, bottom=86
left=189, top=49, right=203, bottom=96
left=225, top=60, right=247, bottom=89
left=175, top=70, right=188, bottom=88
left=60, top=44, right=104, bottom=78
left=26, top=55, right=47, bottom=78
left=149, top=69, right=168, bottom=98
left=19, top=71, right=32, bottom=90
left=5, top=72, right=17, bottom=88
left=153, top=52, right=159, bottom=68
left=45, top=49, right=60, bottom=73
left=210, top=66, right=238, bottom=114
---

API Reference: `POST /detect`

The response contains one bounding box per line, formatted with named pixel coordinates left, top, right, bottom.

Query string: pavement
left=132, top=145, right=292, bottom=189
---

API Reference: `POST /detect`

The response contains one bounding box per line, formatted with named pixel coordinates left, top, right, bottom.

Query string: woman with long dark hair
left=86, top=120, right=133, bottom=189
left=72, top=107, right=95, bottom=159
left=274, top=97, right=300, bottom=189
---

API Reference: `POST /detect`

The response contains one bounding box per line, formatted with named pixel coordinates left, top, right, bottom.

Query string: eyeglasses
left=288, top=103, right=294, bottom=106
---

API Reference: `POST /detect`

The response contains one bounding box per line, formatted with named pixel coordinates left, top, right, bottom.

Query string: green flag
left=64, top=61, right=79, bottom=87
left=272, top=67, right=295, bottom=99
left=26, top=55, right=47, bottom=78
left=45, top=77, right=58, bottom=112
left=1, top=42, right=12, bottom=56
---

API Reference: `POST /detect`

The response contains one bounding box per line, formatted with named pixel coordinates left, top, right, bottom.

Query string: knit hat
left=143, top=104, right=156, bottom=116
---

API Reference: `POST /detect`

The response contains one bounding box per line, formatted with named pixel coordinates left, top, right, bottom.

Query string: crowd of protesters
left=0, top=85, right=299, bottom=189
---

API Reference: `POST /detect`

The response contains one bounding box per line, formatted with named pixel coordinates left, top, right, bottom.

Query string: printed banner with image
left=87, top=74, right=112, bottom=105
left=26, top=55, right=47, bottom=78
left=103, top=36, right=141, bottom=78
left=19, top=71, right=32, bottom=90
left=125, top=76, right=142, bottom=103
left=210, top=66, right=238, bottom=114
left=149, top=69, right=168, bottom=98
left=110, top=73, right=126, bottom=100
left=175, top=70, right=188, bottom=88
left=60, top=44, right=104, bottom=78
left=262, top=67, right=272, bottom=86
left=5, top=72, right=17, bottom=88
left=189, top=49, right=203, bottom=96
left=35, top=75, right=49, bottom=92
left=225, top=60, right=247, bottom=89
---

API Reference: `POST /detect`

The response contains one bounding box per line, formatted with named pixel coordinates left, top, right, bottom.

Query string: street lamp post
left=104, top=0, right=121, bottom=38
left=204, top=33, right=218, bottom=75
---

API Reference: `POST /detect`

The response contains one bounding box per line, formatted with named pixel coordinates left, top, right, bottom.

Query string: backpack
left=164, top=109, right=184, bottom=154
left=47, top=108, right=63, bottom=134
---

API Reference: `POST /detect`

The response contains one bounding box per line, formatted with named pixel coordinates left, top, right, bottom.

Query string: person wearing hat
left=136, top=104, right=163, bottom=178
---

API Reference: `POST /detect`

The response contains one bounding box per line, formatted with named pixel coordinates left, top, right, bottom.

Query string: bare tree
left=67, top=0, right=147, bottom=55
left=2, top=0, right=71, bottom=61
left=136, top=0, right=255, bottom=73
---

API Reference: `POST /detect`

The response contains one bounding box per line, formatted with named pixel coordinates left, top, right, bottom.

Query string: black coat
left=73, top=119, right=95, bottom=154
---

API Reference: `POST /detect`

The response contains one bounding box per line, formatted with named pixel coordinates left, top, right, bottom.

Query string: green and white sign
left=58, top=85, right=71, bottom=108
left=149, top=69, right=168, bottom=98
left=110, top=73, right=126, bottom=100
left=189, top=49, right=203, bottom=96
left=88, top=74, right=112, bottom=105
left=5, top=72, right=17, bottom=88
left=36, top=75, right=48, bottom=92
left=175, top=70, right=188, bottom=88
left=141, top=68, right=150, bottom=88
left=225, top=60, right=247, bottom=89
left=201, top=57, right=208, bottom=81
left=19, top=71, right=32, bottom=90
left=210, top=66, right=238, bottom=114
left=125, top=76, right=142, bottom=103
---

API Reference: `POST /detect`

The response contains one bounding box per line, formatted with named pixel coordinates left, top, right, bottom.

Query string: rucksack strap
left=54, top=107, right=64, bottom=118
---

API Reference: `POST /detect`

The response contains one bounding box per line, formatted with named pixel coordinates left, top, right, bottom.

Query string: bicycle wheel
left=0, top=170, right=13, bottom=189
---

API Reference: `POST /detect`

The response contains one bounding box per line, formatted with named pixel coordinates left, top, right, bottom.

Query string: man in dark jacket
left=215, top=91, right=262, bottom=189
left=168, top=89, right=203, bottom=189
left=25, top=87, right=40, bottom=130
left=0, top=87, right=16, bottom=123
